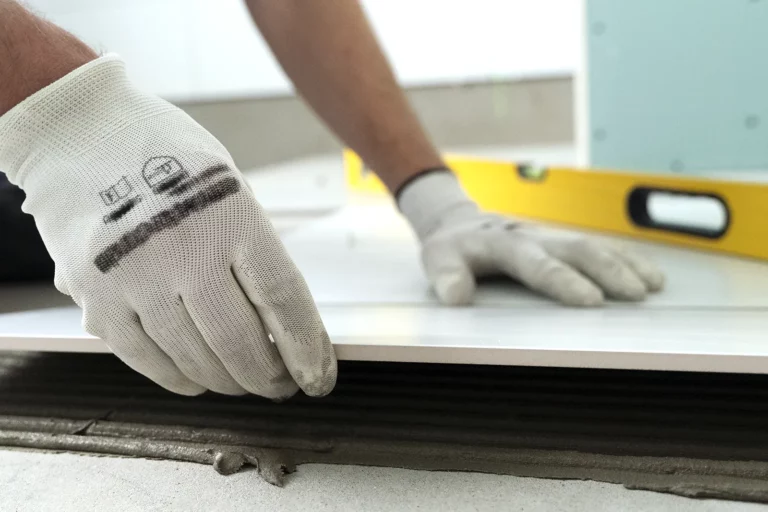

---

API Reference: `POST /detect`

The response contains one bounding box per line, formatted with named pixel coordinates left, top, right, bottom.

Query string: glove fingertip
left=160, top=379, right=208, bottom=397
left=296, top=359, right=338, bottom=398
left=645, top=271, right=666, bottom=292
left=609, top=273, right=649, bottom=302
left=563, top=283, right=605, bottom=307
left=302, top=376, right=337, bottom=398
left=434, top=273, right=475, bottom=306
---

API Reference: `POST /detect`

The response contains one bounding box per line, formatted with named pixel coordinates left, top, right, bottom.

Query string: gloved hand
left=398, top=170, right=664, bottom=306
left=0, top=55, right=336, bottom=398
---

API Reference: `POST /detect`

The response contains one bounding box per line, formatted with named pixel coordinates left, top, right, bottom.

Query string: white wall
left=27, top=0, right=578, bottom=102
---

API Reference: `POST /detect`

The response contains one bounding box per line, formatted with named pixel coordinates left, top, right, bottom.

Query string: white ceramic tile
left=3, top=200, right=768, bottom=373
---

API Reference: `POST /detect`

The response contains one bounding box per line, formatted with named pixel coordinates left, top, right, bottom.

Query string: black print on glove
left=94, top=177, right=241, bottom=273
left=154, top=173, right=187, bottom=194
left=103, top=196, right=142, bottom=224
left=99, top=177, right=133, bottom=205
left=143, top=156, right=189, bottom=194
left=167, top=164, right=230, bottom=196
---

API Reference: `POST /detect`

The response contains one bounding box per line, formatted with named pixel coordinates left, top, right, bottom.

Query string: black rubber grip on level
left=626, top=186, right=731, bottom=239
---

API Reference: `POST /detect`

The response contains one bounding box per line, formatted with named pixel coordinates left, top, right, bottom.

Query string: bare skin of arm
left=0, top=0, right=96, bottom=116
left=1, top=0, right=441, bottom=194
left=245, top=0, right=445, bottom=193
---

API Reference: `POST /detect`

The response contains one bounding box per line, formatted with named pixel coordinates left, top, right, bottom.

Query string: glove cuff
left=397, top=169, right=479, bottom=241
left=0, top=53, right=175, bottom=188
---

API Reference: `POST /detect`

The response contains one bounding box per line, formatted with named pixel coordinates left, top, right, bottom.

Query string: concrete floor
left=2, top=450, right=765, bottom=512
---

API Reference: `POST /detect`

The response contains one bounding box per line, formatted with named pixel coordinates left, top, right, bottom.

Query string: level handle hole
left=627, top=187, right=730, bottom=239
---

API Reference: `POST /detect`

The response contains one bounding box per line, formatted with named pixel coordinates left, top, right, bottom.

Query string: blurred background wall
left=24, top=0, right=577, bottom=170
left=584, top=0, right=768, bottom=173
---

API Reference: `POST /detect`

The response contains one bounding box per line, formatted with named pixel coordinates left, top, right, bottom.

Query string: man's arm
left=246, top=0, right=665, bottom=306
left=0, top=0, right=96, bottom=116
left=245, top=0, right=443, bottom=194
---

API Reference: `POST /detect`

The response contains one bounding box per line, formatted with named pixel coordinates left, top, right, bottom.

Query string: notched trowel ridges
left=2, top=352, right=768, bottom=502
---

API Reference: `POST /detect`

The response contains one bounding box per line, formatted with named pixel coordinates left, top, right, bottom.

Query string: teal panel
left=587, top=0, right=768, bottom=173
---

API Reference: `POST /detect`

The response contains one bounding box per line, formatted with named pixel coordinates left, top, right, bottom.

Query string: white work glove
left=0, top=55, right=336, bottom=398
left=398, top=170, right=664, bottom=306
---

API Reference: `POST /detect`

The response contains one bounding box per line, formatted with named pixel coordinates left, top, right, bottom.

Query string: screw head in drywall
left=670, top=160, right=685, bottom=172
left=591, top=22, right=606, bottom=36
left=593, top=128, right=607, bottom=141
left=745, top=115, right=760, bottom=129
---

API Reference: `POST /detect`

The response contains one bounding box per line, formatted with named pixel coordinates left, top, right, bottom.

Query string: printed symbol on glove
left=103, top=196, right=143, bottom=224
left=94, top=166, right=240, bottom=272
left=143, top=156, right=188, bottom=194
left=100, top=177, right=142, bottom=225
left=100, top=177, right=133, bottom=205
left=165, top=164, right=230, bottom=196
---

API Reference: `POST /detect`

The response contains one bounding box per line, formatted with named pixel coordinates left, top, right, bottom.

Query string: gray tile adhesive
left=2, top=352, right=768, bottom=503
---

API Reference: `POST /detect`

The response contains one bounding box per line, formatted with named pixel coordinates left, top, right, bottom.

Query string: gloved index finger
left=234, top=260, right=338, bottom=397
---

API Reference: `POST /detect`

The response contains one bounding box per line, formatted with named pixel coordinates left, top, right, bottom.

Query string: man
left=0, top=0, right=664, bottom=399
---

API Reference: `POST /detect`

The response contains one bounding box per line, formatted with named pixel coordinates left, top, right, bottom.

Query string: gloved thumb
left=422, top=244, right=476, bottom=306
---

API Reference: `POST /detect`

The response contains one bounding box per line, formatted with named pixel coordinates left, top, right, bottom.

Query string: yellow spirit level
left=344, top=149, right=768, bottom=261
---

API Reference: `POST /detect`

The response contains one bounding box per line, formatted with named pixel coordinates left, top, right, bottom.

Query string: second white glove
left=398, top=170, right=664, bottom=306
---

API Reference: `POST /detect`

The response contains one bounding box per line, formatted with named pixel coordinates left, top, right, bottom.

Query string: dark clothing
left=0, top=173, right=54, bottom=281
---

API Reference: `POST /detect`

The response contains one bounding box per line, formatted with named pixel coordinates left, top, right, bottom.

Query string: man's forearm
left=246, top=0, right=444, bottom=194
left=0, top=0, right=96, bottom=116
